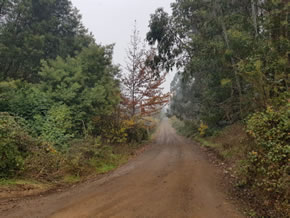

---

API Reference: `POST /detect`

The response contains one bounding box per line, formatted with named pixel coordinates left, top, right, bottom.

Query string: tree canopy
left=148, top=0, right=289, bottom=127
left=0, top=0, right=94, bottom=82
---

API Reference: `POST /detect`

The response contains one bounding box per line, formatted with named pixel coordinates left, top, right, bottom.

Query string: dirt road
left=0, top=120, right=244, bottom=218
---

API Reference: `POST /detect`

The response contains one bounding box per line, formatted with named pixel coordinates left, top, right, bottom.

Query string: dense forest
left=0, top=0, right=168, bottom=182
left=146, top=0, right=289, bottom=216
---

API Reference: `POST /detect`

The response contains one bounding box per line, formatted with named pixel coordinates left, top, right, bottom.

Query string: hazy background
left=71, top=0, right=174, bottom=92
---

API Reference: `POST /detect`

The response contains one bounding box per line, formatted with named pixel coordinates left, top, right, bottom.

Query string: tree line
left=0, top=0, right=168, bottom=180
left=146, top=0, right=289, bottom=215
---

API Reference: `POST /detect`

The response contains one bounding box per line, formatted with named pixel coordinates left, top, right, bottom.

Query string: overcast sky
left=71, top=0, right=174, bottom=92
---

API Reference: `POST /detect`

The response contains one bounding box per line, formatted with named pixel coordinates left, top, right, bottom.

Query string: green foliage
left=150, top=0, right=289, bottom=128
left=0, top=179, right=41, bottom=186
left=241, top=106, right=289, bottom=211
left=23, top=143, right=66, bottom=181
left=0, top=0, right=149, bottom=187
left=0, top=113, right=33, bottom=177
left=35, top=104, right=74, bottom=150
left=156, top=1, right=289, bottom=214
left=66, top=138, right=128, bottom=177
left=93, top=116, right=149, bottom=144
left=0, top=43, right=120, bottom=147
left=38, top=45, right=120, bottom=135
left=171, top=117, right=198, bottom=138
left=0, top=81, right=51, bottom=122
left=0, top=0, right=93, bottom=82
left=63, top=175, right=81, bottom=184
left=220, top=79, right=232, bottom=87
left=0, top=112, right=67, bottom=180
left=126, top=123, right=149, bottom=143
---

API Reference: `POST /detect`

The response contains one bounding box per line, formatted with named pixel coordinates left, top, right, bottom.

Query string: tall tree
left=38, top=44, right=120, bottom=134
left=0, top=0, right=93, bottom=82
left=148, top=0, right=289, bottom=127
left=122, top=25, right=169, bottom=118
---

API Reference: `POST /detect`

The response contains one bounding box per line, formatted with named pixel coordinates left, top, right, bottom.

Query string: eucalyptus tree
left=148, top=0, right=289, bottom=127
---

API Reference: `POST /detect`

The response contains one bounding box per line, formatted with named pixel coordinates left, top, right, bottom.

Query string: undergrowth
left=0, top=112, right=154, bottom=191
left=171, top=112, right=289, bottom=217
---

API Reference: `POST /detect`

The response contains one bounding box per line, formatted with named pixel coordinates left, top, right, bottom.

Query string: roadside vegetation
left=0, top=0, right=168, bottom=193
left=147, top=0, right=289, bottom=217
left=1, top=0, right=289, bottom=216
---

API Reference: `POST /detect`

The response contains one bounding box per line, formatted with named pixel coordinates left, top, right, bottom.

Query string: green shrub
left=66, top=138, right=120, bottom=176
left=35, top=104, right=74, bottom=151
left=0, top=113, right=34, bottom=177
left=66, top=139, right=98, bottom=176
left=0, top=112, right=68, bottom=180
left=93, top=116, right=149, bottom=144
left=92, top=115, right=128, bottom=144
left=126, top=124, right=148, bottom=143
left=23, top=142, right=66, bottom=181
left=0, top=82, right=51, bottom=130
left=241, top=106, right=289, bottom=210
left=171, top=117, right=198, bottom=137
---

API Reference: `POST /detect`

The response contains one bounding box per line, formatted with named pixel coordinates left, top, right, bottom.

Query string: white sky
left=71, top=0, right=174, bottom=92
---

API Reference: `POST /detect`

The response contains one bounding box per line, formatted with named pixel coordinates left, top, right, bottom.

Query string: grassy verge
left=194, top=124, right=250, bottom=163
left=0, top=114, right=159, bottom=199
left=171, top=116, right=250, bottom=165
left=0, top=179, right=43, bottom=186
left=0, top=139, right=151, bottom=199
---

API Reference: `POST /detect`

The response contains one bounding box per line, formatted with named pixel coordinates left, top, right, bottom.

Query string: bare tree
left=122, top=23, right=170, bottom=118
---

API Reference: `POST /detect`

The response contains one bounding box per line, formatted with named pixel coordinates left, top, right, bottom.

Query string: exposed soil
left=0, top=120, right=245, bottom=218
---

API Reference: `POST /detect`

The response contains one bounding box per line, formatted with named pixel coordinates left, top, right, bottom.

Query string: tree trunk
left=251, top=0, right=258, bottom=37
left=213, top=0, right=243, bottom=117
left=221, top=20, right=243, bottom=117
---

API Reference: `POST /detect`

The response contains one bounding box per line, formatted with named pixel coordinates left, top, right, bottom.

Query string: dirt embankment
left=0, top=120, right=244, bottom=218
